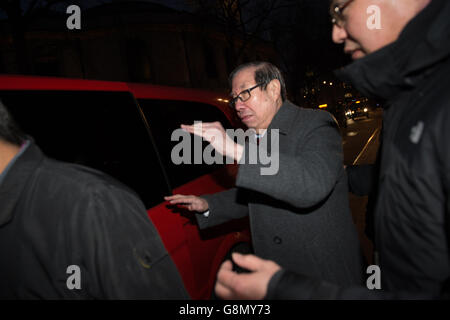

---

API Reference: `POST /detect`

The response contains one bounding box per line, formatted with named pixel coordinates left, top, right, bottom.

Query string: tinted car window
left=139, top=99, right=233, bottom=188
left=0, top=90, right=169, bottom=209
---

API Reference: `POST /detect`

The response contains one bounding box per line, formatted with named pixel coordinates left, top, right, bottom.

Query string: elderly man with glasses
left=166, top=61, right=365, bottom=288
left=214, top=0, right=450, bottom=300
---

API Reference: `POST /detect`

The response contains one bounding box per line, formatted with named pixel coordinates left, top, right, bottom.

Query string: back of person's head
left=0, top=100, right=26, bottom=146
left=229, top=61, right=287, bottom=102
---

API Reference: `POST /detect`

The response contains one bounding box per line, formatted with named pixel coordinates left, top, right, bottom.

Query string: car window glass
left=0, top=90, right=169, bottom=209
left=139, top=99, right=232, bottom=188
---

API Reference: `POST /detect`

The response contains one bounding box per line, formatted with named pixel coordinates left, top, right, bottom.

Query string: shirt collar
left=255, top=130, right=267, bottom=140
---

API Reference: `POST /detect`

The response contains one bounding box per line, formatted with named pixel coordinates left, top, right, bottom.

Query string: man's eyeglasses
left=229, top=83, right=264, bottom=109
left=330, top=0, right=355, bottom=27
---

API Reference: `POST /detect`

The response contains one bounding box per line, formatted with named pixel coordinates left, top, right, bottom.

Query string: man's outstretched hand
left=215, top=253, right=281, bottom=300
left=164, top=194, right=209, bottom=212
left=181, top=122, right=244, bottom=162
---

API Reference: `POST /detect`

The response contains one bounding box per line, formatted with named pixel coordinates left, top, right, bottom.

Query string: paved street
left=341, top=109, right=383, bottom=265
left=342, top=108, right=383, bottom=166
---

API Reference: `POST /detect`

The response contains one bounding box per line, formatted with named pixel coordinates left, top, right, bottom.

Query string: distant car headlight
left=364, top=108, right=368, bottom=112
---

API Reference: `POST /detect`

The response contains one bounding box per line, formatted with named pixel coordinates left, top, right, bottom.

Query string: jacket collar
left=267, top=100, right=299, bottom=136
left=0, top=140, right=30, bottom=186
left=336, top=0, right=450, bottom=101
left=0, top=141, right=44, bottom=226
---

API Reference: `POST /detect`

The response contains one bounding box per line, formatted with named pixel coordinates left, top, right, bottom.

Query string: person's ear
left=267, top=79, right=281, bottom=101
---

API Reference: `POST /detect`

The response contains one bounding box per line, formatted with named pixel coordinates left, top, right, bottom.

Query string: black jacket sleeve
left=265, top=269, right=433, bottom=300
left=74, top=181, right=190, bottom=299
left=346, top=164, right=377, bottom=196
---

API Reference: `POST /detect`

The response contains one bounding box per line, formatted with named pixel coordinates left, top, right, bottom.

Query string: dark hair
left=0, top=99, right=26, bottom=146
left=228, top=61, right=287, bottom=101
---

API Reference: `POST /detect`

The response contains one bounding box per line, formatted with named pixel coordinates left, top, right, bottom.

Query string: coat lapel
left=264, top=100, right=299, bottom=154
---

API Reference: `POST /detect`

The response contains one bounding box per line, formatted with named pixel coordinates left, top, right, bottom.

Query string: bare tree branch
left=24, top=0, right=41, bottom=16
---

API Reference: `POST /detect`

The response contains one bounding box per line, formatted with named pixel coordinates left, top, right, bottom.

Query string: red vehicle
left=0, top=75, right=251, bottom=299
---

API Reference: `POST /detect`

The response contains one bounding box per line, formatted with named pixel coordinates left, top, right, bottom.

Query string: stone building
left=0, top=1, right=277, bottom=93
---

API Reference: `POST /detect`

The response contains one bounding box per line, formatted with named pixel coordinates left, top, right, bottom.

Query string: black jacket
left=347, top=162, right=380, bottom=243
left=0, top=142, right=189, bottom=299
left=267, top=0, right=450, bottom=299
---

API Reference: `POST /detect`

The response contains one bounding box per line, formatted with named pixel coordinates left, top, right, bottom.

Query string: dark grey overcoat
left=197, top=101, right=364, bottom=286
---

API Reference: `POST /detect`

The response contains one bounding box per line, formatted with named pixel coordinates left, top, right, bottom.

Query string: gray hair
left=229, top=61, right=287, bottom=101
